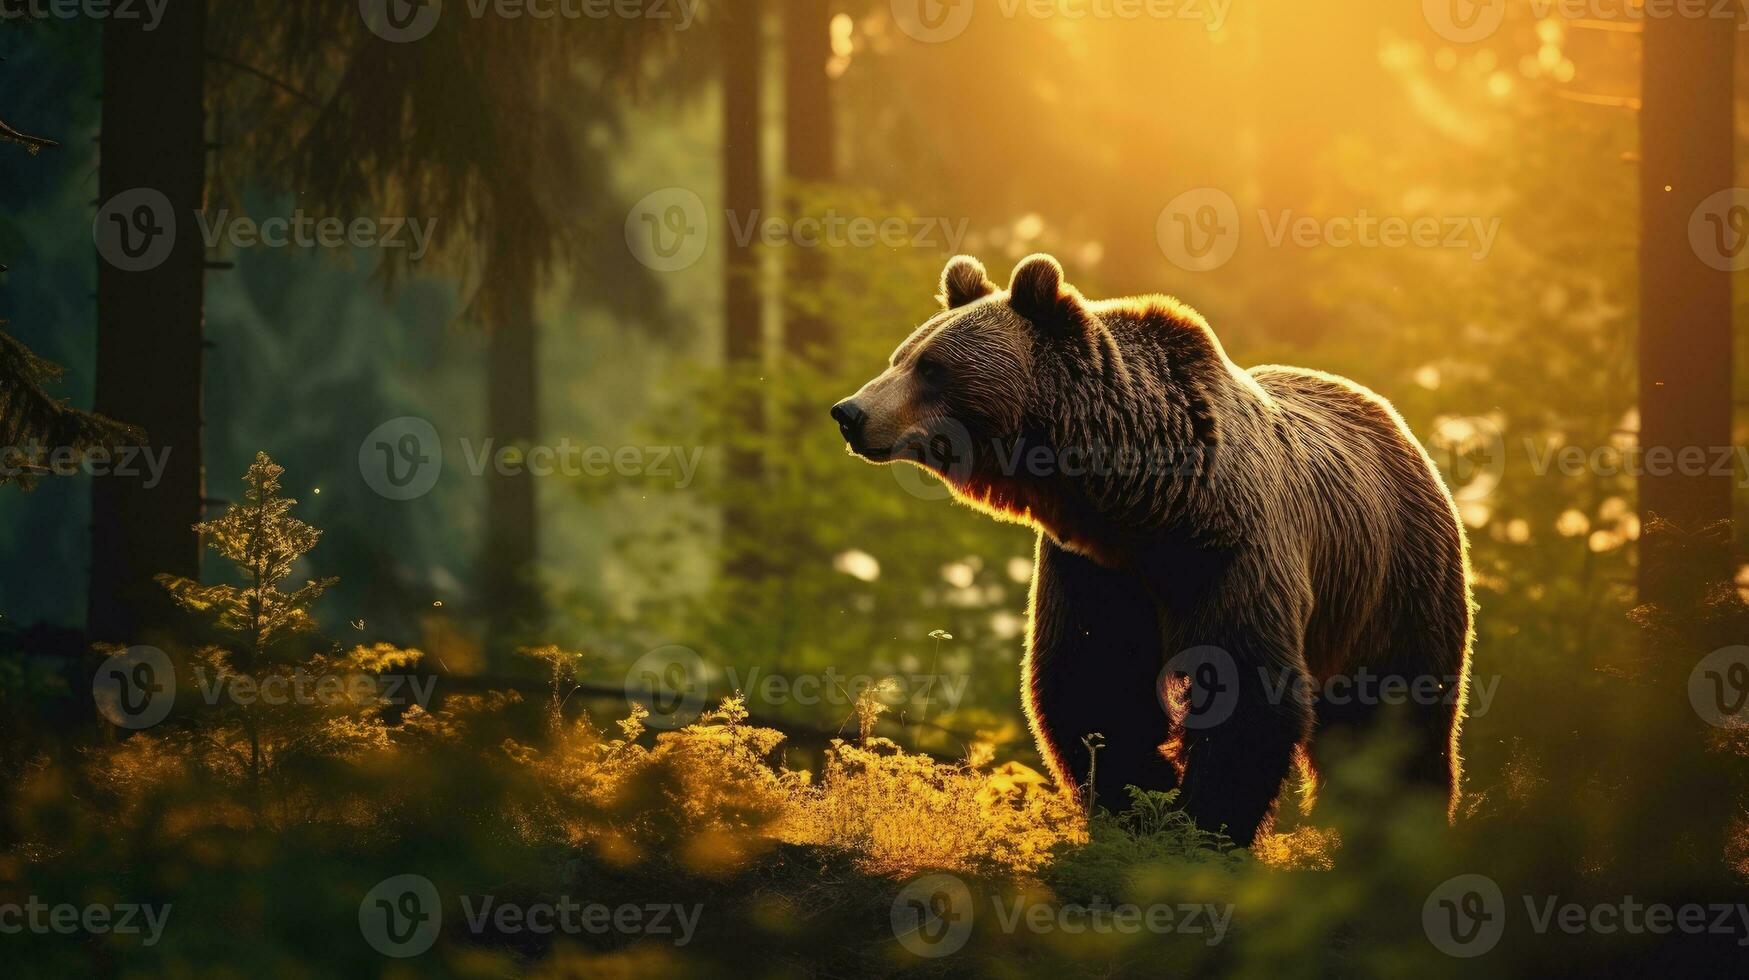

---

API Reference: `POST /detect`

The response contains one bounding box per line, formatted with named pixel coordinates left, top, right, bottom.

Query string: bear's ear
left=1007, top=253, right=1090, bottom=336
left=938, top=255, right=996, bottom=309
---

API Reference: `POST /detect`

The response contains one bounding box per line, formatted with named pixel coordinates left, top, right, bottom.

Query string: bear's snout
left=831, top=400, right=867, bottom=449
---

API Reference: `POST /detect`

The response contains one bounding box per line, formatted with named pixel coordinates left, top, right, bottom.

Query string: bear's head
left=832, top=252, right=1128, bottom=538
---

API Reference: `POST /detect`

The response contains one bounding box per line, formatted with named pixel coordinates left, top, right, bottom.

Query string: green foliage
left=3, top=470, right=1098, bottom=973
left=1104, top=787, right=1238, bottom=856
left=160, top=452, right=333, bottom=653
left=208, top=0, right=676, bottom=326
left=132, top=453, right=423, bottom=819
left=1045, top=788, right=1243, bottom=902
left=574, top=187, right=1041, bottom=748
left=0, top=115, right=54, bottom=154
left=0, top=55, right=57, bottom=155
left=0, top=329, right=141, bottom=490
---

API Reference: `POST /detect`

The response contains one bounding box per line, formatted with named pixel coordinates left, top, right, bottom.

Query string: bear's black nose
left=831, top=400, right=865, bottom=445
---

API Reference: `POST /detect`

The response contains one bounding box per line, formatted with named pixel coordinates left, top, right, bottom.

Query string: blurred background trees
left=206, top=2, right=683, bottom=650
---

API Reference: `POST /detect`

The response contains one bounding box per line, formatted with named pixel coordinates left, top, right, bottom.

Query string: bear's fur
left=833, top=253, right=1474, bottom=845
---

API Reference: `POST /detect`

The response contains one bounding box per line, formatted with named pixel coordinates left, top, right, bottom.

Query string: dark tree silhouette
left=723, top=0, right=764, bottom=372
left=722, top=0, right=766, bottom=568
left=781, top=0, right=835, bottom=362
left=1636, top=10, right=1736, bottom=605
left=1619, top=11, right=1736, bottom=880
left=88, top=4, right=208, bottom=642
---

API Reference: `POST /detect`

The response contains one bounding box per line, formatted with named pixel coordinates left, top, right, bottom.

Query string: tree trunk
left=1637, top=11, right=1735, bottom=598
left=1627, top=8, right=1735, bottom=878
left=723, top=0, right=764, bottom=392
left=482, top=276, right=542, bottom=646
left=782, top=0, right=834, bottom=363
left=89, top=2, right=207, bottom=643
left=722, top=0, right=766, bottom=570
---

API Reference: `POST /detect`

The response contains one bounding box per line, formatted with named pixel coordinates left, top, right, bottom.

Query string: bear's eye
left=915, top=356, right=949, bottom=387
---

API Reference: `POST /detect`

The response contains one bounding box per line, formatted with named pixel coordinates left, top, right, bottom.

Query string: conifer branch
left=0, top=115, right=56, bottom=154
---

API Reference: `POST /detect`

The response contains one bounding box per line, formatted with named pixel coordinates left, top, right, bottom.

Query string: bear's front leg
left=1170, top=609, right=1314, bottom=847
left=1024, top=536, right=1178, bottom=812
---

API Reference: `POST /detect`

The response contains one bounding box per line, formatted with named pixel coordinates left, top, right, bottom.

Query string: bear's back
left=1244, top=364, right=1466, bottom=671
left=1246, top=364, right=1427, bottom=482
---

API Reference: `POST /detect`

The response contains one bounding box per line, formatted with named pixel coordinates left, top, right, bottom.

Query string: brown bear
left=832, top=253, right=1473, bottom=846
